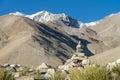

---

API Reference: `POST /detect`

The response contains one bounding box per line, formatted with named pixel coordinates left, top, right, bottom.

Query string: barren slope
left=89, top=13, right=120, bottom=63
left=91, top=13, right=120, bottom=48
left=0, top=15, right=77, bottom=67
left=90, top=46, right=120, bottom=65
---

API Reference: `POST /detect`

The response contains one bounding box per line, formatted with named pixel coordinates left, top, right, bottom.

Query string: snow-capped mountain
left=10, top=11, right=69, bottom=22
left=9, top=11, right=120, bottom=28
left=9, top=11, right=82, bottom=28
left=31, top=11, right=69, bottom=22
left=9, top=11, right=99, bottom=28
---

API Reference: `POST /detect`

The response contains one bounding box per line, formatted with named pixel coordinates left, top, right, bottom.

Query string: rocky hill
left=0, top=15, right=78, bottom=67
left=89, top=12, right=120, bottom=64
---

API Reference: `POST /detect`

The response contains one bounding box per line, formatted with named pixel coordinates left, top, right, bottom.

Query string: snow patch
left=9, top=11, right=71, bottom=23
left=85, top=21, right=99, bottom=27
left=108, top=12, right=120, bottom=17
left=9, top=12, right=25, bottom=16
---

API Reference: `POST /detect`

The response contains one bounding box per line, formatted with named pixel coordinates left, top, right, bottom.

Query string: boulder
left=14, top=72, right=20, bottom=78
left=44, top=73, right=52, bottom=80
left=2, top=64, right=10, bottom=68
left=116, top=59, right=120, bottom=64
left=16, top=76, right=34, bottom=80
left=81, top=58, right=90, bottom=67
left=10, top=64, right=17, bottom=68
left=47, top=68, right=55, bottom=75
left=37, top=63, right=49, bottom=70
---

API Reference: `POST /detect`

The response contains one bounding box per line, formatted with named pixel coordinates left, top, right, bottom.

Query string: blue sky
left=0, top=0, right=120, bottom=22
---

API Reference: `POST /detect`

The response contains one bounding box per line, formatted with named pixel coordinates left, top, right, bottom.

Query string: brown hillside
left=0, top=15, right=77, bottom=67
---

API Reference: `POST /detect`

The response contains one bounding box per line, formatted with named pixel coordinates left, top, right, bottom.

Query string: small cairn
left=58, top=41, right=90, bottom=71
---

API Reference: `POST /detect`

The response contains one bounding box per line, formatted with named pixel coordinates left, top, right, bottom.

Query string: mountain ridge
left=9, top=11, right=99, bottom=27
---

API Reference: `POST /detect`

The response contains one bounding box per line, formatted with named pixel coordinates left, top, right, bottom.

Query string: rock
left=116, top=59, right=120, bottom=64
left=10, top=67, right=17, bottom=72
left=66, top=59, right=72, bottom=64
left=47, top=68, right=55, bottom=75
left=37, top=63, right=49, bottom=70
left=16, top=76, right=34, bottom=80
left=76, top=41, right=84, bottom=53
left=39, top=69, right=48, bottom=75
left=29, top=68, right=33, bottom=72
left=10, top=64, right=17, bottom=68
left=81, top=58, right=90, bottom=67
left=76, top=53, right=85, bottom=57
left=17, top=67, right=24, bottom=72
left=44, top=73, right=52, bottom=80
left=42, top=68, right=55, bottom=80
left=17, top=64, right=21, bottom=67
left=14, top=72, right=20, bottom=78
left=106, top=59, right=120, bottom=71
left=16, top=64, right=21, bottom=68
left=2, top=64, right=10, bottom=68
left=71, top=56, right=80, bottom=61
left=107, top=62, right=116, bottom=71
left=65, top=75, right=71, bottom=80
left=58, top=65, right=64, bottom=70
left=76, top=41, right=81, bottom=51
left=60, top=65, right=73, bottom=71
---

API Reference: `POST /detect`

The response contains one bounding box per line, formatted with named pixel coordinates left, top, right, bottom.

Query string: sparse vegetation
left=70, top=66, right=110, bottom=80
left=34, top=71, right=41, bottom=80
left=51, top=72, right=66, bottom=80
left=1, top=64, right=120, bottom=80
left=0, top=68, right=15, bottom=80
left=69, top=65, right=120, bottom=80
left=19, top=67, right=30, bottom=76
left=111, top=65, right=120, bottom=80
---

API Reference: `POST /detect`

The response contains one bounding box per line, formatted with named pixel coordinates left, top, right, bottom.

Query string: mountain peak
left=31, top=11, right=69, bottom=22
left=9, top=11, right=101, bottom=28
left=9, top=11, right=69, bottom=22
